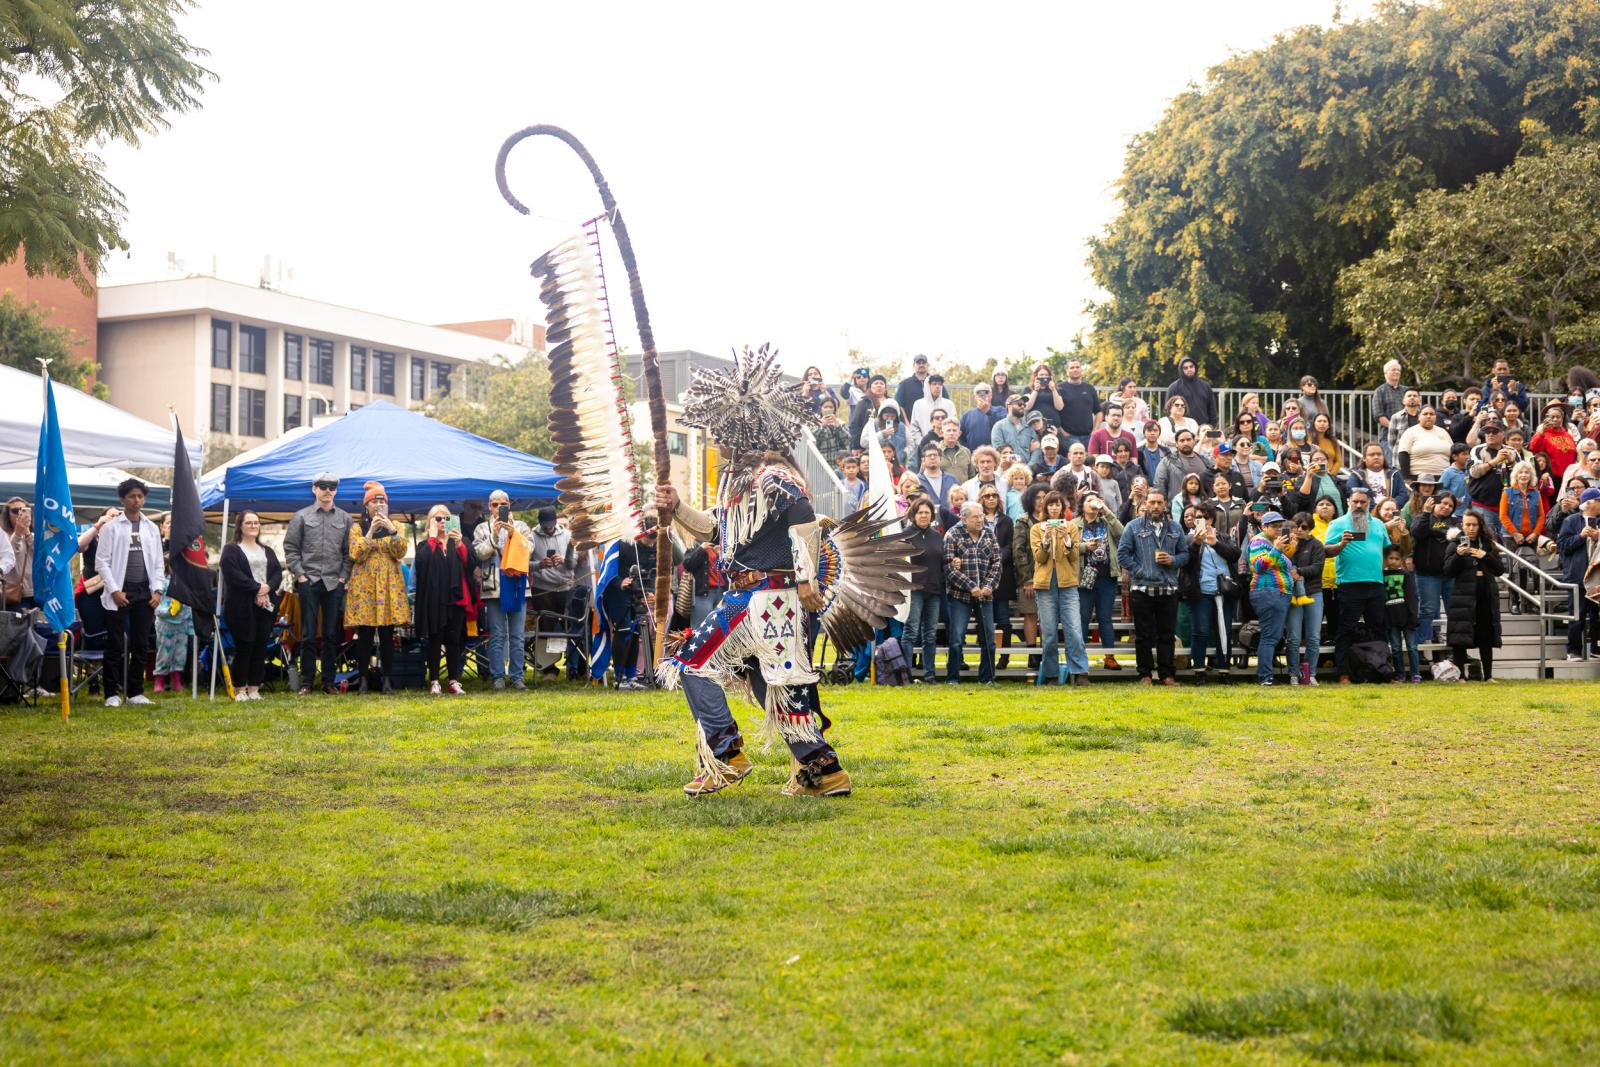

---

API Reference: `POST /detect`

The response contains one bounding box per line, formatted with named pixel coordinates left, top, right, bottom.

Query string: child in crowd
left=1382, top=545, right=1420, bottom=681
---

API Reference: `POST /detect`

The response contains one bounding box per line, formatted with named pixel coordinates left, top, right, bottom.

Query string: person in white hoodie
left=96, top=478, right=166, bottom=707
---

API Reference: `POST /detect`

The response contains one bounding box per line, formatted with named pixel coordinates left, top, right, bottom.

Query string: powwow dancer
left=508, top=132, right=912, bottom=799
left=653, top=347, right=916, bottom=796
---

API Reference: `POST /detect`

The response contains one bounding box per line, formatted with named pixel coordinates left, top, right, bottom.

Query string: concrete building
left=96, top=278, right=542, bottom=447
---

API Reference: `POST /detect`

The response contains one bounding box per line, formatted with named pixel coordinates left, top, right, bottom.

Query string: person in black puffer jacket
left=903, top=496, right=946, bottom=682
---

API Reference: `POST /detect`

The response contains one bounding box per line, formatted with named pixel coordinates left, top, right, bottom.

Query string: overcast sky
left=100, top=0, right=1369, bottom=377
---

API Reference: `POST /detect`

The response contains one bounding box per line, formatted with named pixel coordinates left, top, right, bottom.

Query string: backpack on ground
left=1351, top=639, right=1395, bottom=682
left=873, top=637, right=912, bottom=686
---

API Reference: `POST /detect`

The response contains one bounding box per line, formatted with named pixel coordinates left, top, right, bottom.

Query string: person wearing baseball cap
left=283, top=469, right=354, bottom=693
left=991, top=394, right=1042, bottom=465
left=895, top=354, right=932, bottom=415
left=1248, top=509, right=1297, bottom=685
left=1032, top=433, right=1065, bottom=479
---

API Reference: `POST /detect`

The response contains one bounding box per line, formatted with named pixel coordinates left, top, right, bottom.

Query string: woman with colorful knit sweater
left=1247, top=511, right=1297, bottom=686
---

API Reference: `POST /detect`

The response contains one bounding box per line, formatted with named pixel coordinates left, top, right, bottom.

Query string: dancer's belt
left=726, top=569, right=792, bottom=591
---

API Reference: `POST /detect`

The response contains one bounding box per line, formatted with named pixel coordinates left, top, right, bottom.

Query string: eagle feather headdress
left=680, top=344, right=811, bottom=456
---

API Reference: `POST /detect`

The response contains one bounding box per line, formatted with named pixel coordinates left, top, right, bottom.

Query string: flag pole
left=40, top=362, right=70, bottom=721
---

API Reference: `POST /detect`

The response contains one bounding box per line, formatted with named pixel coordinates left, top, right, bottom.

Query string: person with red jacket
left=1530, top=399, right=1578, bottom=481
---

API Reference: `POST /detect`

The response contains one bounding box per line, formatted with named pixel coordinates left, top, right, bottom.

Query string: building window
left=431, top=360, right=452, bottom=396
left=238, top=324, right=266, bottom=374
left=668, top=430, right=688, bottom=456
left=310, top=338, right=334, bottom=386
left=210, top=383, right=231, bottom=433
left=211, top=319, right=232, bottom=370
left=284, top=333, right=303, bottom=380
left=350, top=345, right=367, bottom=391
left=310, top=396, right=329, bottom=418
left=284, top=393, right=303, bottom=430
left=373, top=350, right=395, bottom=395
left=410, top=356, right=426, bottom=400
left=239, top=387, right=266, bottom=437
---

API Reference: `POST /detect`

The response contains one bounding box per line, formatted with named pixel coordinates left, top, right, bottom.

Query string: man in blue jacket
left=1556, top=487, right=1600, bottom=660
left=1119, top=489, right=1190, bottom=686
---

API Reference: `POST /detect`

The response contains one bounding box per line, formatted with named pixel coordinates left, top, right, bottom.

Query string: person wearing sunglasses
left=283, top=472, right=353, bottom=694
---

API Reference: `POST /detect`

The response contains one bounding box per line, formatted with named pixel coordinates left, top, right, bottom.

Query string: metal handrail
left=796, top=426, right=848, bottom=520
left=1495, top=543, right=1580, bottom=677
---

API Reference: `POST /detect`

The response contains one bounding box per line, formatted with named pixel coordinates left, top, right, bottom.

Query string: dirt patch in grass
left=1168, top=984, right=1476, bottom=1062
left=349, top=880, right=596, bottom=931
left=169, top=789, right=291, bottom=815
left=51, top=925, right=160, bottom=951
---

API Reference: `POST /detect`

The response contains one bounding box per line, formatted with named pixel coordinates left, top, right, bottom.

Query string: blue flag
left=32, top=376, right=78, bottom=634
left=589, top=541, right=619, bottom=681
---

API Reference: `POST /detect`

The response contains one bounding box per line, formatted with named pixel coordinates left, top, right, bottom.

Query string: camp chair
left=0, top=609, right=44, bottom=706
left=525, top=602, right=590, bottom=685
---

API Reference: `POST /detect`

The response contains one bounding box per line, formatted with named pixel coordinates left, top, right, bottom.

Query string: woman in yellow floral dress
left=346, top=481, right=410, bottom=693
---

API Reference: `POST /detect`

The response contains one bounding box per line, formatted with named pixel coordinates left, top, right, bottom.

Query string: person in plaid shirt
left=944, top=502, right=1002, bottom=684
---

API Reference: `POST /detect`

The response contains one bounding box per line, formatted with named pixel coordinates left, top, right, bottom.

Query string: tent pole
left=210, top=498, right=229, bottom=700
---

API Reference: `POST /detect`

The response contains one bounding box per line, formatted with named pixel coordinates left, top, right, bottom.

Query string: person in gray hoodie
left=1118, top=489, right=1190, bottom=685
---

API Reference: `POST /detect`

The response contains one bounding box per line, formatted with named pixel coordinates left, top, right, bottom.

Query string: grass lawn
left=2, top=679, right=1598, bottom=1065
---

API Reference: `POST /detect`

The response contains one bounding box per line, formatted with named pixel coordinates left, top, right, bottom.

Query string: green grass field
left=2, top=680, right=1598, bottom=1065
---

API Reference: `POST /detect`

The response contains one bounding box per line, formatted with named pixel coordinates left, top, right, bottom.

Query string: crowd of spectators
left=824, top=355, right=1600, bottom=686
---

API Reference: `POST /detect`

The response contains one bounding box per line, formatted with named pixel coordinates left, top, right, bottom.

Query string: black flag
left=167, top=423, right=214, bottom=641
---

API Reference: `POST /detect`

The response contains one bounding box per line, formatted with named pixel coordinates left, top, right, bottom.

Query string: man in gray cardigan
left=472, top=489, right=534, bottom=689
left=283, top=473, right=352, bottom=694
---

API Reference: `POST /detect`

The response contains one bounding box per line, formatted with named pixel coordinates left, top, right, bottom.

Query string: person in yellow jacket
left=1030, top=489, right=1089, bottom=686
left=346, top=481, right=410, bottom=693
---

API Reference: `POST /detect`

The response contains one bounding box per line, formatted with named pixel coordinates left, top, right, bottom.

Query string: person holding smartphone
left=346, top=481, right=410, bottom=694
left=473, top=490, right=534, bottom=689
left=527, top=506, right=578, bottom=679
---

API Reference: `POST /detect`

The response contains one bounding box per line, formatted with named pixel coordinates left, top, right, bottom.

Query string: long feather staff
left=532, top=229, right=643, bottom=549
left=496, top=125, right=675, bottom=651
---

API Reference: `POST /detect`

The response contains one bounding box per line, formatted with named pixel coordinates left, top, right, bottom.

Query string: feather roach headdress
left=680, top=345, right=811, bottom=456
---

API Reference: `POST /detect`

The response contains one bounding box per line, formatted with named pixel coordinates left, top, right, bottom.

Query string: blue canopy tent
left=200, top=401, right=560, bottom=518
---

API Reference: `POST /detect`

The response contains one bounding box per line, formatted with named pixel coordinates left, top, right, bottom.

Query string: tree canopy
left=0, top=0, right=211, bottom=292
left=0, top=290, right=101, bottom=394
left=430, top=355, right=555, bottom=462
left=1087, top=0, right=1600, bottom=391
left=1339, top=141, right=1600, bottom=387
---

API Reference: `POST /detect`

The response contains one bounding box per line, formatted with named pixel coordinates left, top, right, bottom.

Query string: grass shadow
left=1168, top=984, right=1475, bottom=1062
left=349, top=880, right=596, bottom=931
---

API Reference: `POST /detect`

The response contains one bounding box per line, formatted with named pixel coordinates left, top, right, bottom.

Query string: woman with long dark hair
left=903, top=497, right=945, bottom=682
left=219, top=511, right=282, bottom=701
left=1444, top=510, right=1504, bottom=681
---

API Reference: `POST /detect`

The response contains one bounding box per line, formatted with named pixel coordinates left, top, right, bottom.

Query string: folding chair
left=68, top=593, right=109, bottom=698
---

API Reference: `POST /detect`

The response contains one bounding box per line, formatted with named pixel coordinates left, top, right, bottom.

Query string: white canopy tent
left=0, top=364, right=203, bottom=469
